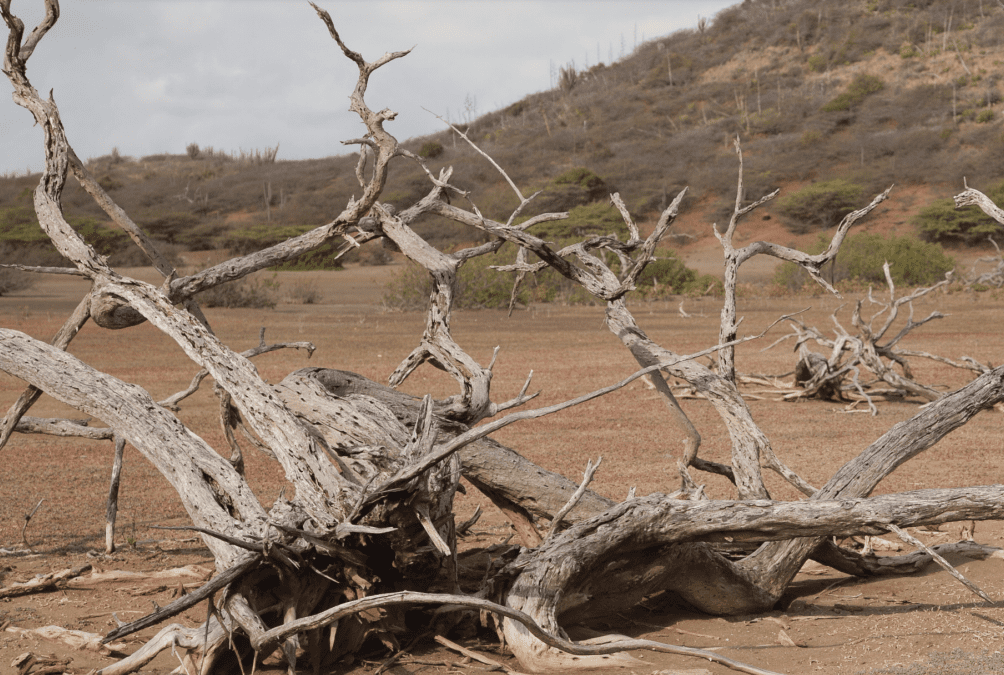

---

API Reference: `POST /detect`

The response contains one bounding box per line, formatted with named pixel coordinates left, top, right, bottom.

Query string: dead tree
left=963, top=235, right=1004, bottom=288
left=765, top=264, right=972, bottom=414
left=3, top=3, right=1004, bottom=674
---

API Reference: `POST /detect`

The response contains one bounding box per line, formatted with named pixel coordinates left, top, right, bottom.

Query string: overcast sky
left=0, top=1, right=736, bottom=175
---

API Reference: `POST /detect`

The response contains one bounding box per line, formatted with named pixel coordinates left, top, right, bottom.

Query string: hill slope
left=2, top=0, right=1003, bottom=270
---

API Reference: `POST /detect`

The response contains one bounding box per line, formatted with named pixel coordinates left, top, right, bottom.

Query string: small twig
left=259, top=590, right=783, bottom=675
left=546, top=458, right=601, bottom=540
left=103, top=553, right=260, bottom=643
left=435, top=634, right=520, bottom=673
left=375, top=631, right=430, bottom=675
left=21, top=498, right=44, bottom=552
left=456, top=506, right=482, bottom=536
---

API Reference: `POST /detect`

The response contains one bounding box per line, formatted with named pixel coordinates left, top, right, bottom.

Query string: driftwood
left=2, top=3, right=1004, bottom=674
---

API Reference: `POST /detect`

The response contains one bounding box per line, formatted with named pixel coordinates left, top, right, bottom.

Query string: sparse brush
left=777, top=179, right=865, bottom=233
left=915, top=180, right=1004, bottom=244
left=285, top=278, right=322, bottom=305
left=774, top=232, right=955, bottom=291
left=195, top=272, right=280, bottom=309
left=0, top=266, right=34, bottom=296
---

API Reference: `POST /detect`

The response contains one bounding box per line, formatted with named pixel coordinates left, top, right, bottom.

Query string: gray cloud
left=1, top=0, right=734, bottom=174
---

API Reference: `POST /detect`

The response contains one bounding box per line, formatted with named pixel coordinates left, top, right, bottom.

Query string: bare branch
left=885, top=523, right=993, bottom=603
left=0, top=263, right=83, bottom=275
left=0, top=294, right=90, bottom=451
left=256, top=590, right=781, bottom=675
left=546, top=457, right=601, bottom=540
left=369, top=316, right=793, bottom=502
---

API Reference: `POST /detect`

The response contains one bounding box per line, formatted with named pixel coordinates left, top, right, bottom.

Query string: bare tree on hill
left=3, top=2, right=1004, bottom=674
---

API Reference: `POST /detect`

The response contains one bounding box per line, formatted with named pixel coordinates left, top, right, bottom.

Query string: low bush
left=777, top=179, right=865, bottom=233
left=285, top=278, right=322, bottom=305
left=384, top=244, right=529, bottom=310
left=530, top=167, right=611, bottom=214
left=419, top=141, right=443, bottom=158
left=807, top=54, right=828, bottom=73
left=526, top=201, right=630, bottom=240
left=0, top=245, right=35, bottom=295
left=632, top=252, right=724, bottom=298
left=195, top=272, right=281, bottom=309
left=774, top=232, right=955, bottom=291
left=354, top=241, right=394, bottom=266
left=0, top=267, right=33, bottom=296
left=914, top=181, right=1004, bottom=244
left=821, top=73, right=883, bottom=112
left=384, top=243, right=719, bottom=310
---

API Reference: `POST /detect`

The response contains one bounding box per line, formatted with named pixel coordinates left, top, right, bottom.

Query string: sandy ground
left=1, top=257, right=1004, bottom=674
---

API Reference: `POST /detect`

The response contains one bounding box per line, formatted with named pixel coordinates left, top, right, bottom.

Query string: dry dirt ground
left=1, top=260, right=1004, bottom=675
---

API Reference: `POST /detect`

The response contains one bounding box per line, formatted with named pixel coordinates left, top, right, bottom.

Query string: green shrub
left=383, top=243, right=719, bottom=309
left=821, top=73, right=883, bottom=112
left=914, top=181, right=1004, bottom=244
left=977, top=109, right=995, bottom=123
left=419, top=141, right=443, bottom=158
left=384, top=243, right=530, bottom=310
left=799, top=129, right=823, bottom=147
left=531, top=167, right=611, bottom=213
left=807, top=54, right=828, bottom=73
left=527, top=201, right=630, bottom=240
left=632, top=252, right=724, bottom=298
left=777, top=179, right=865, bottom=233
left=774, top=233, right=955, bottom=290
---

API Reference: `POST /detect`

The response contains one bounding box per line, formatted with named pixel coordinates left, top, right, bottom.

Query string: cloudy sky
left=0, top=1, right=735, bottom=175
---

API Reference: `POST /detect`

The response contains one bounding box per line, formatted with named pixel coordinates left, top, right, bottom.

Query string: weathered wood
left=0, top=329, right=264, bottom=566
left=103, top=554, right=260, bottom=643
left=283, top=367, right=616, bottom=524
left=0, top=293, right=90, bottom=451
left=736, top=363, right=1004, bottom=600
left=0, top=563, right=91, bottom=599
left=105, top=436, right=125, bottom=554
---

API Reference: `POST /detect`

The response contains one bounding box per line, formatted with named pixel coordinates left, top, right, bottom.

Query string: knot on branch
left=90, top=288, right=147, bottom=330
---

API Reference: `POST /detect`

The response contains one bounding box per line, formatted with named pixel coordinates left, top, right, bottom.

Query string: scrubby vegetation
left=384, top=243, right=720, bottom=310
left=194, top=272, right=281, bottom=309
left=914, top=180, right=1004, bottom=244
left=821, top=73, right=884, bottom=112
left=777, top=179, right=867, bottom=233
left=774, top=232, right=955, bottom=291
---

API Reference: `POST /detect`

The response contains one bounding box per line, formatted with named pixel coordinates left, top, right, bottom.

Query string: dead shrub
left=194, top=272, right=280, bottom=309
left=0, top=266, right=34, bottom=296
left=285, top=278, right=322, bottom=305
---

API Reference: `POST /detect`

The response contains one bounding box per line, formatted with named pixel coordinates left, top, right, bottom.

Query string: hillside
left=3, top=0, right=1004, bottom=273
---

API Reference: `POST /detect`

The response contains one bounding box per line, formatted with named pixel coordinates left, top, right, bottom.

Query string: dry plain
left=1, top=263, right=1003, bottom=675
